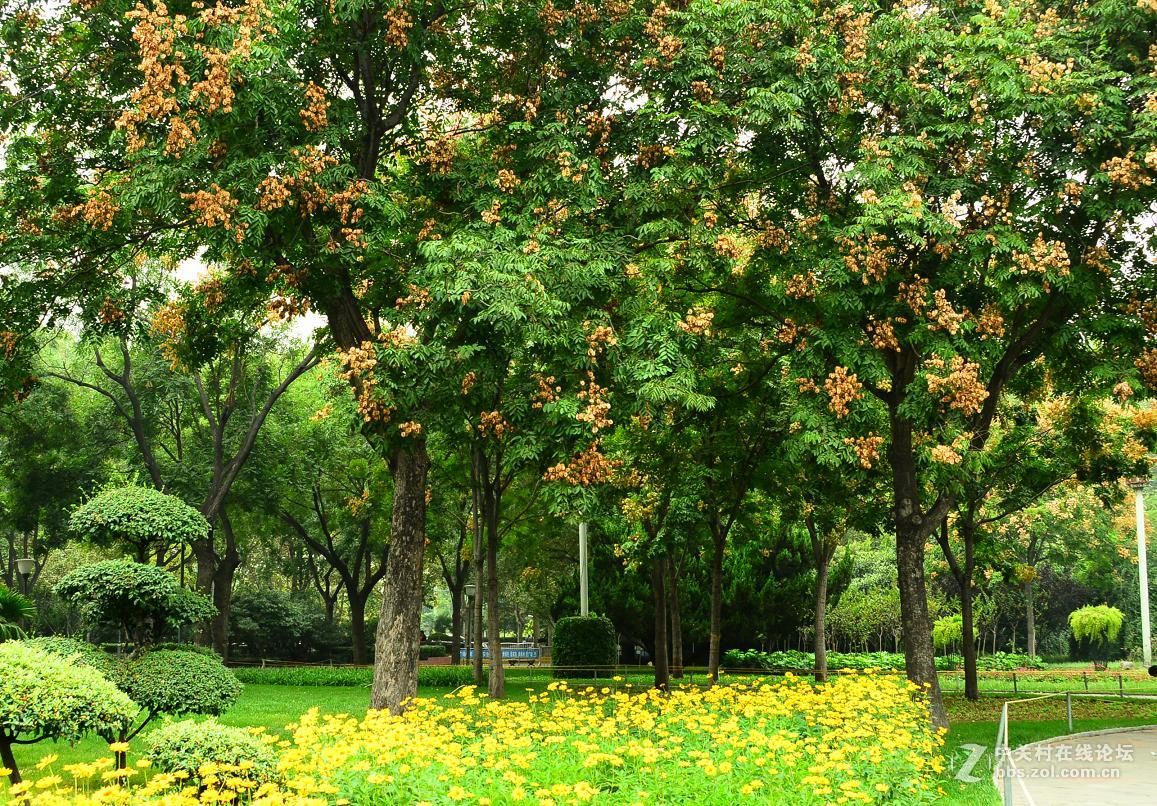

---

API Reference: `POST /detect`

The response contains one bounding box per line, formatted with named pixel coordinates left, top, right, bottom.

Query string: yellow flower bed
left=9, top=673, right=944, bottom=805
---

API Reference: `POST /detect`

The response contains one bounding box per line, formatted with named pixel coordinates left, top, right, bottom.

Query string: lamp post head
left=15, top=558, right=35, bottom=577
left=464, top=584, right=476, bottom=599
left=1128, top=478, right=1149, bottom=492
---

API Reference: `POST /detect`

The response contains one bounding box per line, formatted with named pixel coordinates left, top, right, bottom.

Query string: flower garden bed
left=11, top=673, right=944, bottom=804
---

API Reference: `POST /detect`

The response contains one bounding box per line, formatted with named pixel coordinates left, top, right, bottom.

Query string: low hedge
left=723, top=648, right=1047, bottom=673
left=231, top=663, right=481, bottom=688
left=147, top=718, right=278, bottom=787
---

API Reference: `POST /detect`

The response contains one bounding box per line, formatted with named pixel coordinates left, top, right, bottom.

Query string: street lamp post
left=14, top=558, right=34, bottom=596
left=1128, top=479, right=1152, bottom=668
left=578, top=522, right=589, bottom=617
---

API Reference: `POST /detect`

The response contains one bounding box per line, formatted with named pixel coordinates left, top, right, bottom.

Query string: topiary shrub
left=932, top=614, right=963, bottom=652
left=20, top=636, right=117, bottom=677
left=55, top=560, right=215, bottom=649
left=116, top=650, right=243, bottom=730
left=69, top=485, right=210, bottom=561
left=552, top=615, right=617, bottom=678
left=419, top=643, right=448, bottom=660
left=147, top=718, right=278, bottom=788
left=1069, top=605, right=1126, bottom=667
left=0, top=642, right=135, bottom=784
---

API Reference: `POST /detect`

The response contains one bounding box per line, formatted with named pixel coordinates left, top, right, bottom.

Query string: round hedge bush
left=147, top=719, right=278, bottom=786
left=552, top=615, right=617, bottom=678
left=20, top=636, right=117, bottom=677
left=69, top=485, right=210, bottom=556
left=0, top=642, right=135, bottom=781
left=117, top=649, right=243, bottom=717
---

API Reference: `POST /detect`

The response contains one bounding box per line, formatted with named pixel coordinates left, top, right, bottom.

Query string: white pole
left=1135, top=484, right=1152, bottom=668
left=579, top=522, right=589, bottom=617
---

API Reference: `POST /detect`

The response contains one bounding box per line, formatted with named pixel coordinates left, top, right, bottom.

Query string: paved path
left=1000, top=726, right=1157, bottom=805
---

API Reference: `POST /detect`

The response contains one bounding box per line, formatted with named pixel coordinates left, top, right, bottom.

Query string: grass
left=12, top=683, right=1156, bottom=804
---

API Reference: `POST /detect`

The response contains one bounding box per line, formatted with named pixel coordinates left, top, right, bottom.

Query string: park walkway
left=1002, top=725, right=1157, bottom=805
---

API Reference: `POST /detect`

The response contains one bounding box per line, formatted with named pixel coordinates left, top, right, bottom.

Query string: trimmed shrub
left=117, top=649, right=243, bottom=718
left=552, top=615, right=617, bottom=678
left=54, top=560, right=215, bottom=648
left=0, top=642, right=135, bottom=783
left=147, top=719, right=278, bottom=787
left=70, top=485, right=209, bottom=559
left=20, top=636, right=117, bottom=677
left=419, top=643, right=449, bottom=660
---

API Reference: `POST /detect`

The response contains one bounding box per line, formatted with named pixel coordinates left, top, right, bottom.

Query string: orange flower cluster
left=845, top=434, right=885, bottom=469
left=460, top=371, right=477, bottom=395
left=577, top=373, right=613, bottom=433
left=1013, top=235, right=1071, bottom=276
left=824, top=366, right=863, bottom=418
left=866, top=316, right=900, bottom=352
left=930, top=444, right=963, bottom=465
left=925, top=355, right=989, bottom=415
left=475, top=410, right=513, bottom=440
left=399, top=421, right=423, bottom=438
left=182, top=184, right=237, bottom=229
left=150, top=301, right=186, bottom=369
left=677, top=307, right=714, bottom=336
left=1137, top=349, right=1157, bottom=389
left=0, top=331, right=19, bottom=360
left=384, top=5, right=412, bottom=47
left=975, top=305, right=1005, bottom=340
left=543, top=442, right=620, bottom=486
left=1018, top=53, right=1073, bottom=94
left=840, top=234, right=893, bottom=284
left=532, top=374, right=560, bottom=410
left=1101, top=153, right=1152, bottom=190
left=898, top=275, right=929, bottom=315
left=495, top=169, right=521, bottom=193
left=118, top=2, right=188, bottom=151
left=300, top=82, right=329, bottom=131
left=585, top=324, right=617, bottom=360
left=927, top=289, right=968, bottom=335
left=99, top=298, right=126, bottom=325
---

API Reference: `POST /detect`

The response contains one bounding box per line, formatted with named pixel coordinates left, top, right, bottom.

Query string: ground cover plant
left=10, top=674, right=945, bottom=804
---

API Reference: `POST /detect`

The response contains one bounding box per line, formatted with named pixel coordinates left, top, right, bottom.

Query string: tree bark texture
left=370, top=441, right=430, bottom=714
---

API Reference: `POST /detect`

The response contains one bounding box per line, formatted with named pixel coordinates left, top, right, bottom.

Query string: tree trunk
left=349, top=595, right=368, bottom=665
left=1024, top=579, right=1036, bottom=659
left=667, top=559, right=683, bottom=679
left=370, top=441, right=430, bottom=714
left=961, top=579, right=979, bottom=701
left=814, top=556, right=830, bottom=683
left=193, top=538, right=216, bottom=650
left=485, top=502, right=505, bottom=699
left=651, top=557, right=670, bottom=690
left=449, top=585, right=463, bottom=666
left=707, top=532, right=725, bottom=682
left=1, top=737, right=20, bottom=784
left=897, top=524, right=947, bottom=726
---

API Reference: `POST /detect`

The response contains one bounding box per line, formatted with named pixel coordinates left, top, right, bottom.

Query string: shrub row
left=231, top=663, right=481, bottom=688
left=723, top=648, right=1046, bottom=673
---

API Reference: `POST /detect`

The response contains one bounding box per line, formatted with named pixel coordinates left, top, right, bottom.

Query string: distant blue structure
left=459, top=643, right=541, bottom=663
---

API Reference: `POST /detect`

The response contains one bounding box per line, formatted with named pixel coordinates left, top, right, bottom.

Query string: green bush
left=54, top=560, right=216, bottom=648
left=0, top=642, right=135, bottom=783
left=117, top=649, right=243, bottom=718
left=419, top=643, right=448, bottom=660
left=932, top=614, right=963, bottom=650
left=231, top=663, right=481, bottom=688
left=723, top=648, right=1048, bottom=673
left=70, top=485, right=209, bottom=559
left=20, top=636, right=117, bottom=676
left=147, top=718, right=278, bottom=787
left=229, top=589, right=324, bottom=660
left=552, top=615, right=617, bottom=678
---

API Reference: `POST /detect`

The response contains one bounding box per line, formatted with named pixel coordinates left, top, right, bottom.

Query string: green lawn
left=13, top=683, right=1156, bottom=805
